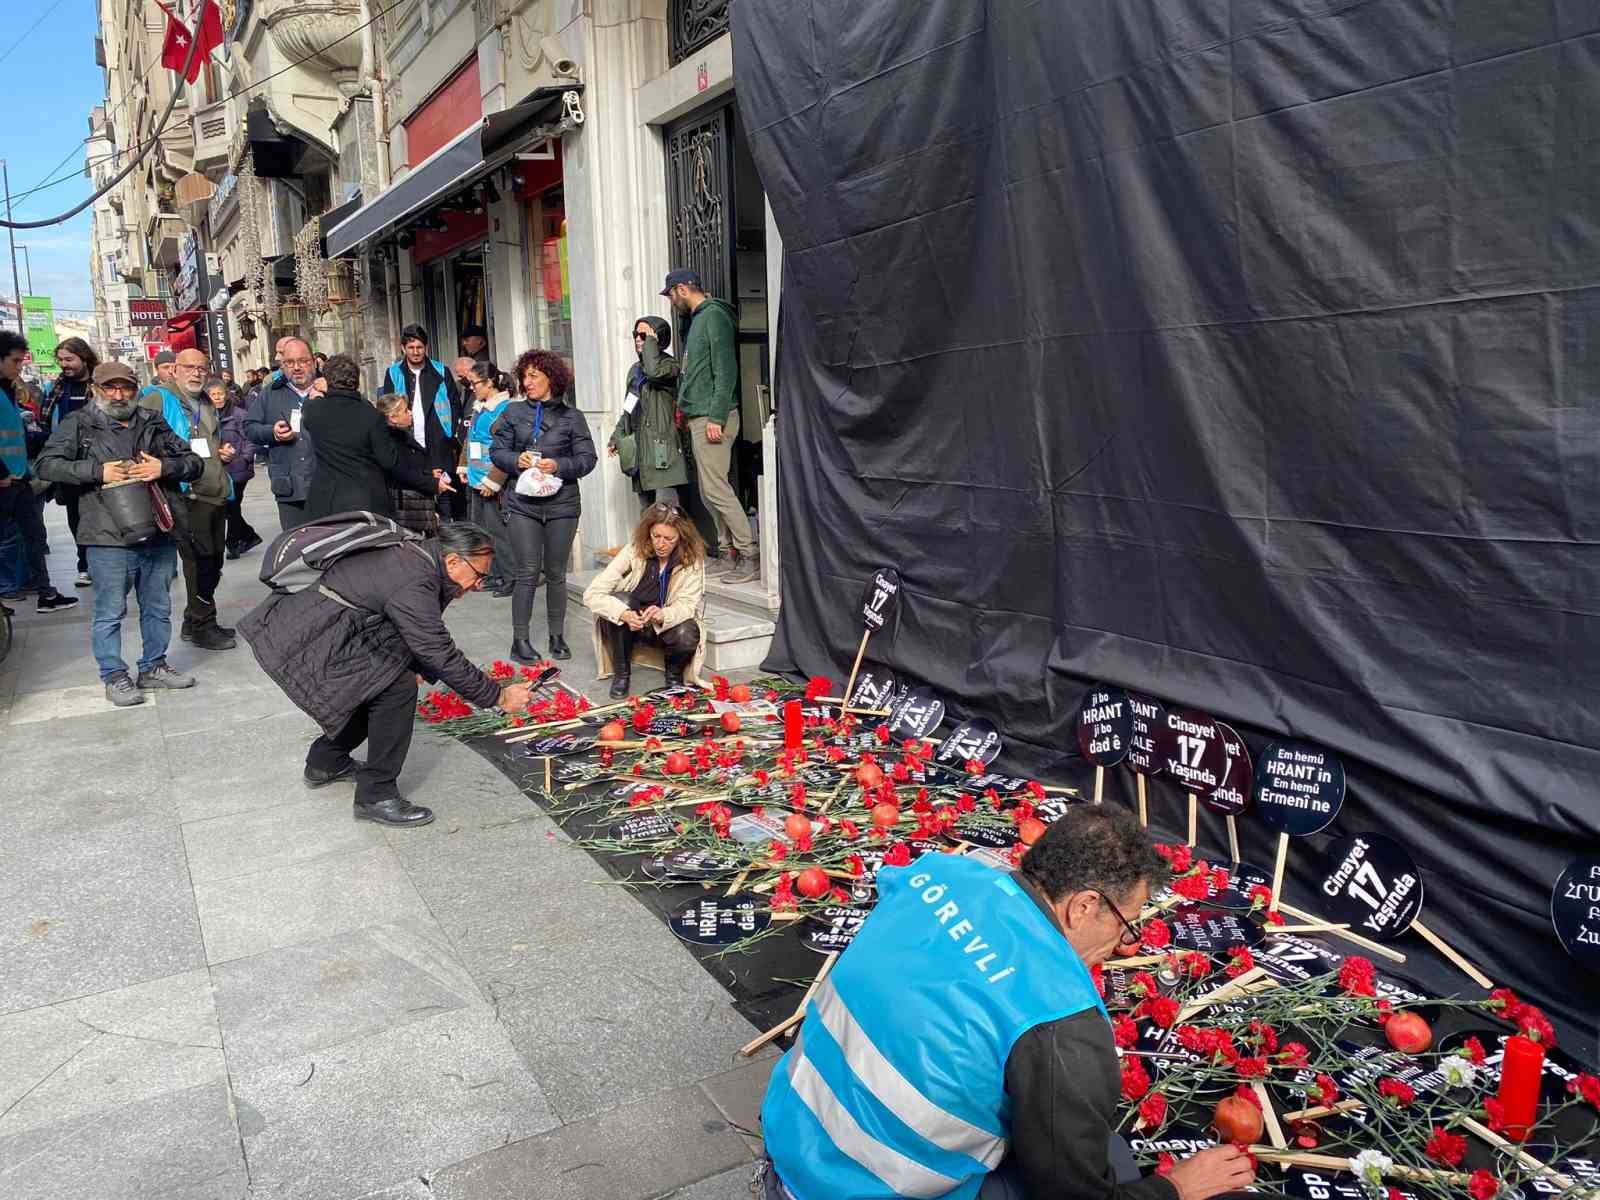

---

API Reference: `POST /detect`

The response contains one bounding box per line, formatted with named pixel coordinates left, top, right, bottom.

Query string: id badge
left=190, top=437, right=212, bottom=459
left=289, top=407, right=303, bottom=433
left=470, top=441, right=486, bottom=461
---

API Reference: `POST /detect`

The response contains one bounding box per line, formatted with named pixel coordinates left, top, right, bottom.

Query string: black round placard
left=1124, top=693, right=1167, bottom=777
left=887, top=687, right=945, bottom=740
left=860, top=567, right=901, bottom=633
left=668, top=894, right=771, bottom=945
left=952, top=820, right=1018, bottom=849
left=1207, top=860, right=1274, bottom=910
left=935, top=719, right=1002, bottom=768
left=642, top=850, right=741, bottom=881
left=849, top=666, right=898, bottom=711
left=518, top=733, right=597, bottom=758
left=1166, top=904, right=1265, bottom=955
left=1252, top=741, right=1345, bottom=836
left=1206, top=721, right=1252, bottom=816
left=803, top=905, right=873, bottom=953
left=1317, top=833, right=1424, bottom=942
left=1253, top=933, right=1340, bottom=983
left=1125, top=1125, right=1217, bottom=1162
left=1153, top=707, right=1230, bottom=795
left=958, top=773, right=1030, bottom=796
left=1076, top=685, right=1132, bottom=768
left=1551, top=856, right=1600, bottom=968
left=608, top=812, right=676, bottom=843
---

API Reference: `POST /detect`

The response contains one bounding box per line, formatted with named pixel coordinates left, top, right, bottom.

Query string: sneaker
left=704, top=551, right=736, bottom=576
left=136, top=660, right=196, bottom=689
left=104, top=673, right=146, bottom=707
left=725, top=554, right=761, bottom=585
left=74, top=572, right=92, bottom=588
left=37, top=589, right=80, bottom=612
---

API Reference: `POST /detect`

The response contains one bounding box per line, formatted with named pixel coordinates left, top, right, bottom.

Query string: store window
left=525, top=185, right=572, bottom=358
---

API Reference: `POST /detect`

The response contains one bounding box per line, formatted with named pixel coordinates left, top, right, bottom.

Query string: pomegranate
left=1211, top=1094, right=1264, bottom=1145
left=784, top=813, right=812, bottom=842
left=796, top=867, right=830, bottom=899
left=1383, top=1011, right=1433, bottom=1054
left=856, top=762, right=886, bottom=790
left=1018, top=818, right=1047, bottom=846
left=729, top=683, right=752, bottom=703
left=663, top=751, right=692, bottom=775
left=598, top=720, right=627, bottom=742
left=870, top=802, right=901, bottom=830
left=720, top=712, right=742, bottom=733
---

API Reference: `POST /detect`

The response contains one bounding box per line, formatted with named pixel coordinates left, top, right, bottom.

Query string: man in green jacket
left=663, top=268, right=758, bottom=584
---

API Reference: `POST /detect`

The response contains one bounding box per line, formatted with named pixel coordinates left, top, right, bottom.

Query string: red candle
left=1496, top=1034, right=1544, bottom=1141
left=783, top=699, right=803, bottom=750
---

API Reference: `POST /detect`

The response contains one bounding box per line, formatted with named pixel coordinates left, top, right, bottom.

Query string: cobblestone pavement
left=0, top=489, right=775, bottom=1200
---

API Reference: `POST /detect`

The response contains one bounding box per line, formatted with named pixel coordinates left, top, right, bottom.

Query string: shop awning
left=325, top=86, right=582, bottom=259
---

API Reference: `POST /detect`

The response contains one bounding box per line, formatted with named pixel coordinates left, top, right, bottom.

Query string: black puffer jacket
left=238, top=540, right=500, bottom=734
left=33, top=405, right=204, bottom=548
left=490, top=397, right=596, bottom=520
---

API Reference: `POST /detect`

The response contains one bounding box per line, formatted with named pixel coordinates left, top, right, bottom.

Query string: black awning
left=324, top=86, right=581, bottom=259
left=318, top=190, right=363, bottom=257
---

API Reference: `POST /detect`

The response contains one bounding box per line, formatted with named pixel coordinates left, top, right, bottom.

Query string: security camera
left=540, top=36, right=580, bottom=80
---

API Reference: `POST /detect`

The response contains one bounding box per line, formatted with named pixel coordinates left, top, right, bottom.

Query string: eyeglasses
left=455, top=557, right=491, bottom=589
left=633, top=330, right=651, bottom=340
left=1093, top=889, right=1147, bottom=947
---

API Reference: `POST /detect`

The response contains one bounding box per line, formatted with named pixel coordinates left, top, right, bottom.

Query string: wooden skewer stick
left=1093, top=766, right=1104, bottom=805
left=1279, top=1098, right=1364, bottom=1123
left=1268, top=832, right=1290, bottom=913
left=1459, top=1116, right=1576, bottom=1189
left=1040, top=785, right=1079, bottom=796
left=1245, top=1149, right=1470, bottom=1186
left=543, top=756, right=552, bottom=793
left=1187, top=793, right=1198, bottom=847
left=840, top=629, right=873, bottom=718
left=1176, top=966, right=1268, bottom=1022
left=1411, top=919, right=1494, bottom=989
left=1275, top=901, right=1407, bottom=964
left=739, top=950, right=840, bottom=1057
left=1270, top=922, right=1351, bottom=935
left=1252, top=1082, right=1287, bottom=1150
left=815, top=698, right=891, bottom=716
left=1136, top=773, right=1148, bottom=827
left=1104, top=953, right=1169, bottom=968
left=1226, top=815, right=1240, bottom=865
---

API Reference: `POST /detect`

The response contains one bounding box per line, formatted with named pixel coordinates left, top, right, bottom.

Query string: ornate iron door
left=664, top=103, right=735, bottom=303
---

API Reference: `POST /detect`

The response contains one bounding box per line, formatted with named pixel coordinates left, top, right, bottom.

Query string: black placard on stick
left=957, top=773, right=1030, bottom=796
left=1076, top=686, right=1132, bottom=767
left=518, top=733, right=597, bottom=758
left=1124, top=693, right=1167, bottom=776
left=608, top=812, right=676, bottom=843
left=803, top=905, right=872, bottom=954
left=1153, top=707, right=1229, bottom=793
left=1254, top=933, right=1341, bottom=983
left=860, top=567, right=901, bottom=633
left=952, top=820, right=1018, bottom=849
left=1551, top=856, right=1600, bottom=967
left=849, top=666, right=898, bottom=711
left=1208, top=860, right=1274, bottom=910
left=1318, top=833, right=1424, bottom=942
left=887, top=687, right=945, bottom=740
left=1207, top=721, right=1252, bottom=815
left=935, top=719, right=1002, bottom=768
left=642, top=850, right=742, bottom=881
left=668, top=894, right=771, bottom=945
left=1252, top=740, right=1345, bottom=835
left=1166, top=904, right=1265, bottom=954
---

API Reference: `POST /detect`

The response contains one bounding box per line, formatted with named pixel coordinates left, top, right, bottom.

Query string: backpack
left=258, top=510, right=425, bottom=595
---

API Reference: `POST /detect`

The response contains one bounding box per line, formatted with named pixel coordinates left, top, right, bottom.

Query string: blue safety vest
left=146, top=386, right=233, bottom=500
left=763, top=854, right=1108, bottom=1199
left=464, top=394, right=511, bottom=487
left=387, top=359, right=454, bottom=438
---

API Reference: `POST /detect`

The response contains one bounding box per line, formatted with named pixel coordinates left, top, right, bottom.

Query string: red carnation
left=1424, top=1126, right=1467, bottom=1168
left=1277, top=1043, right=1310, bottom=1069
left=1517, top=1007, right=1557, bottom=1047
left=1468, top=1170, right=1500, bottom=1200
left=1155, top=1153, right=1176, bottom=1177
left=1234, top=1056, right=1269, bottom=1079
left=1120, top=1056, right=1151, bottom=1101
left=1091, top=963, right=1106, bottom=998
left=882, top=841, right=912, bottom=868
left=1129, top=971, right=1160, bottom=998
left=1179, top=951, right=1213, bottom=979
left=1483, top=1097, right=1508, bottom=1133
left=1569, top=1074, right=1600, bottom=1110
left=804, top=676, right=833, bottom=701
left=1139, top=1092, right=1169, bottom=1129
left=1312, top=1073, right=1340, bottom=1108
left=1487, top=988, right=1525, bottom=1019
left=1112, top=1013, right=1139, bottom=1048
left=1172, top=873, right=1210, bottom=902
left=1377, top=1078, right=1416, bottom=1107
left=1138, top=995, right=1181, bottom=1029
left=1142, top=919, right=1172, bottom=949
left=1338, top=956, right=1377, bottom=997
left=1462, top=1036, right=1487, bottom=1065
left=1225, top=946, right=1255, bottom=978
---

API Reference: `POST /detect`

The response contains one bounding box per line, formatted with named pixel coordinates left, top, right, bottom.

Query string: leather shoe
left=608, top=673, right=631, bottom=699
left=304, top=758, right=363, bottom=788
left=548, top=634, right=571, bottom=660
left=492, top=581, right=516, bottom=598
left=354, top=797, right=434, bottom=827
left=187, top=623, right=237, bottom=651
left=510, top=637, right=541, bottom=664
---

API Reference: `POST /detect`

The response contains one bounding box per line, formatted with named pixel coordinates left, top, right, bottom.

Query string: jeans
left=87, top=541, right=178, bottom=681
left=469, top=489, right=515, bottom=580
left=507, top=511, right=578, bottom=639
left=0, top=479, right=52, bottom=590
left=305, top=669, right=418, bottom=803
left=224, top=479, right=259, bottom=547
left=688, top=411, right=753, bottom=556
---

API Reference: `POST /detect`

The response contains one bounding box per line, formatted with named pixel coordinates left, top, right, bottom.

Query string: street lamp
left=15, top=245, right=32, bottom=296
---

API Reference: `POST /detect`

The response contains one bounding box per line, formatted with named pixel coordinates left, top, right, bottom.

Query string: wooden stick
left=1269, top=833, right=1290, bottom=912
left=1226, top=815, right=1240, bottom=864
left=1459, top=1117, right=1576, bottom=1189
left=1276, top=901, right=1408, bottom=964
left=1093, top=765, right=1104, bottom=805
left=1106, top=953, right=1170, bottom=969
left=1187, top=793, right=1197, bottom=847
left=1245, top=1149, right=1470, bottom=1186
left=840, top=629, right=872, bottom=718
left=543, top=756, right=551, bottom=793
left=1252, top=1082, right=1287, bottom=1150
left=815, top=698, right=891, bottom=716
left=1176, top=966, right=1268, bottom=1022
left=1136, top=773, right=1147, bottom=827
left=1411, top=918, right=1494, bottom=989
left=1270, top=922, right=1351, bottom=935
left=725, top=866, right=752, bottom=896
left=495, top=697, right=632, bottom=735
left=1040, top=785, right=1079, bottom=797
left=1279, top=1099, right=1365, bottom=1123
left=738, top=950, right=840, bottom=1057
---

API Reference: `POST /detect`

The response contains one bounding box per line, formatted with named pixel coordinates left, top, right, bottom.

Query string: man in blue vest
left=377, top=324, right=462, bottom=518
left=760, top=805, right=1258, bottom=1200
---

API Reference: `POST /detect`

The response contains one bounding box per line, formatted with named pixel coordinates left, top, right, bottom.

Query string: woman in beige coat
left=582, top=503, right=707, bottom=697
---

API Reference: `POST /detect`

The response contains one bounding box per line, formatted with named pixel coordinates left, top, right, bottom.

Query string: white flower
left=1351, top=1150, right=1393, bottom=1194
left=1439, top=1054, right=1478, bottom=1090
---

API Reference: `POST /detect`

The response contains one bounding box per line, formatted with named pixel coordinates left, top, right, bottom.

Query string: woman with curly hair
left=490, top=348, right=596, bottom=662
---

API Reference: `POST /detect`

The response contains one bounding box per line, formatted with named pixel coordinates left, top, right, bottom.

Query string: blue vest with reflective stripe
left=465, top=395, right=511, bottom=487
left=388, top=359, right=454, bottom=437
left=762, top=854, right=1107, bottom=1200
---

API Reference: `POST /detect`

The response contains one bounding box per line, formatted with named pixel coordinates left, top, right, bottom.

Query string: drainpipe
left=358, top=0, right=391, bottom=189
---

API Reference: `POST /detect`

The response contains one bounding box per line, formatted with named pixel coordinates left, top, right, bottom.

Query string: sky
left=0, top=0, right=110, bottom=322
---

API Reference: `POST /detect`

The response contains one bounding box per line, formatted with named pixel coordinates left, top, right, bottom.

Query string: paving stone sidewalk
left=0, top=490, right=776, bottom=1200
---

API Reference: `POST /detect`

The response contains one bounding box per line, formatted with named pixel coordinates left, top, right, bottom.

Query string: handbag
left=100, top=479, right=167, bottom=546
left=614, top=429, right=639, bottom=477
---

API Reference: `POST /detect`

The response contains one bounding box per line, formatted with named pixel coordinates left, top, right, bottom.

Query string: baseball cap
left=92, top=361, right=139, bottom=386
left=154, top=349, right=176, bottom=365
left=660, top=268, right=702, bottom=296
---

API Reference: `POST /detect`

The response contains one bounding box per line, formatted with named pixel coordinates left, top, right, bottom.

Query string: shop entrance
left=416, top=230, right=491, bottom=361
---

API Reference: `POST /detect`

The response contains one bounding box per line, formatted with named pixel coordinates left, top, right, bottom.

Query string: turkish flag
left=158, top=0, right=223, bottom=85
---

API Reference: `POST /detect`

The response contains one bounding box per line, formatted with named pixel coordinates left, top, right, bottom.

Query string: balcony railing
left=668, top=0, right=730, bottom=66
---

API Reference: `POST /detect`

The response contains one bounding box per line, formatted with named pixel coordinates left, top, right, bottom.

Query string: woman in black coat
left=302, top=354, right=451, bottom=521
left=489, top=349, right=596, bottom=662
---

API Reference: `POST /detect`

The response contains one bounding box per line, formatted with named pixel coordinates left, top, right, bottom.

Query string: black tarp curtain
left=732, top=0, right=1600, bottom=1054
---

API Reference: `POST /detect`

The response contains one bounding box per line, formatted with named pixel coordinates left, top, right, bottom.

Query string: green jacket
left=610, top=334, right=688, bottom=493
left=676, top=296, right=739, bottom=424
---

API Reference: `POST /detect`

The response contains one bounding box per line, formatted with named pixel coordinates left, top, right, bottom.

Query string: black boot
left=606, top=622, right=635, bottom=698
left=548, top=633, right=571, bottom=660
left=663, top=649, right=693, bottom=688
left=189, top=620, right=237, bottom=651
left=510, top=636, right=541, bottom=664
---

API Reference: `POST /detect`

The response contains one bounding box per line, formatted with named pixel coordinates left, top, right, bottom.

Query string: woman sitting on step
left=582, top=502, right=706, bottom=698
